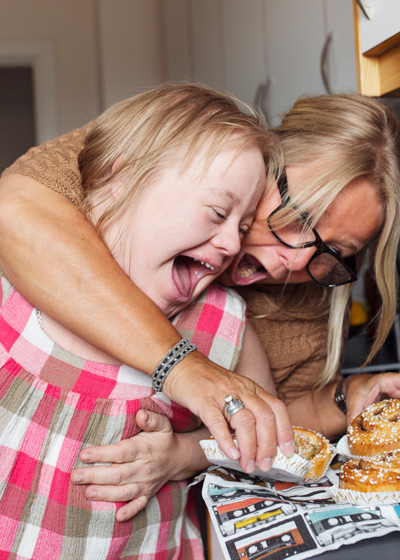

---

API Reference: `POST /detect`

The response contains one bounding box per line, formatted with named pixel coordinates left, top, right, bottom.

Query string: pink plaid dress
left=0, top=275, right=246, bottom=559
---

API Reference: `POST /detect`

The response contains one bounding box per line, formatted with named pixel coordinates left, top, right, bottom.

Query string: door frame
left=0, top=41, right=57, bottom=143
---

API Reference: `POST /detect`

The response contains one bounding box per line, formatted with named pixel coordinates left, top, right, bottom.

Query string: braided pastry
left=293, top=427, right=333, bottom=480
left=347, top=399, right=400, bottom=457
left=339, top=455, right=400, bottom=492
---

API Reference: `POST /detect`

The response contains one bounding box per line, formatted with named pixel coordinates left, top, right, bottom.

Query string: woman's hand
left=164, top=350, right=295, bottom=473
left=71, top=410, right=211, bottom=522
left=346, top=372, right=400, bottom=422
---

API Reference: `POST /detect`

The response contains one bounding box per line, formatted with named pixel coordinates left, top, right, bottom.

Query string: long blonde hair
left=78, top=83, right=281, bottom=235
left=274, top=93, right=400, bottom=385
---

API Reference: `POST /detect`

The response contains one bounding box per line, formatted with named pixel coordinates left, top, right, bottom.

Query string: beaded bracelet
left=152, top=339, right=197, bottom=392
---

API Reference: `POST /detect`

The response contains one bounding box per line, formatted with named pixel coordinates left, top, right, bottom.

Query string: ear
left=111, top=155, right=124, bottom=173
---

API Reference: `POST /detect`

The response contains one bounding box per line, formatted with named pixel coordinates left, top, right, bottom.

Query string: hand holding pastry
left=345, top=373, right=400, bottom=423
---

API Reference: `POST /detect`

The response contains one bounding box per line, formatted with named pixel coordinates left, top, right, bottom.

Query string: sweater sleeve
left=1, top=123, right=93, bottom=207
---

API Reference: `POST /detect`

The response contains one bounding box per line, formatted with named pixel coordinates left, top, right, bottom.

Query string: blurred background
left=0, top=0, right=360, bottom=172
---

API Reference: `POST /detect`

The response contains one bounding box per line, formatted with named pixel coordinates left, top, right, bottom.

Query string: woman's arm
left=286, top=382, right=346, bottom=441
left=0, top=173, right=291, bottom=469
left=286, top=371, right=400, bottom=441
left=345, top=372, right=400, bottom=420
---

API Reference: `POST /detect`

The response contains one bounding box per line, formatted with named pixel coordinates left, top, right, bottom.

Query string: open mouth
left=233, top=254, right=270, bottom=285
left=172, top=255, right=217, bottom=300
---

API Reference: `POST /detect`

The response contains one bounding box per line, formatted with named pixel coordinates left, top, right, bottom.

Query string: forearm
left=286, top=381, right=347, bottom=441
left=0, top=174, right=181, bottom=373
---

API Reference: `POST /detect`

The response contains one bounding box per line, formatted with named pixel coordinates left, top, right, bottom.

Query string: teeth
left=238, top=265, right=258, bottom=278
left=194, top=259, right=215, bottom=271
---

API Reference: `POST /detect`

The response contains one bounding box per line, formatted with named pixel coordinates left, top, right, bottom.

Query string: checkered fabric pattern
left=0, top=276, right=246, bottom=559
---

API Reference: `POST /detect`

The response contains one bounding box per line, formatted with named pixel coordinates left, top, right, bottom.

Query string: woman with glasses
left=1, top=91, right=400, bottom=517
left=223, top=93, right=400, bottom=443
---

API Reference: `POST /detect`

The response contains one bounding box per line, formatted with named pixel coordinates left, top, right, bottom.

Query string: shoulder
left=1, top=122, right=95, bottom=206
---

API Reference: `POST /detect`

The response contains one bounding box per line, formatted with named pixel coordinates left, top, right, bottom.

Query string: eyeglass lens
left=268, top=200, right=356, bottom=287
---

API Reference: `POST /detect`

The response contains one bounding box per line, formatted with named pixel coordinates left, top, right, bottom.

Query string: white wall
left=97, top=0, right=166, bottom=109
left=0, top=0, right=165, bottom=138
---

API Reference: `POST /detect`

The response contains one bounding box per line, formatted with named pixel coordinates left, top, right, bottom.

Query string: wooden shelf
left=353, top=0, right=400, bottom=96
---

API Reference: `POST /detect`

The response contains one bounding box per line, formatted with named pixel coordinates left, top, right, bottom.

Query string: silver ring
left=224, top=395, right=245, bottom=418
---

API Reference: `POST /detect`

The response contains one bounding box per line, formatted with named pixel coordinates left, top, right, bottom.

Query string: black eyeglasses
left=267, top=172, right=358, bottom=288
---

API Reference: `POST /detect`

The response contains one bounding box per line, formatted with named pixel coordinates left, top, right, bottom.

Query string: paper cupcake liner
left=328, top=484, right=400, bottom=506
left=336, top=435, right=352, bottom=458
left=200, top=438, right=310, bottom=483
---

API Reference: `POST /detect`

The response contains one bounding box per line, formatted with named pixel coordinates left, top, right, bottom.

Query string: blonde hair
left=273, top=93, right=400, bottom=385
left=78, top=82, right=281, bottom=234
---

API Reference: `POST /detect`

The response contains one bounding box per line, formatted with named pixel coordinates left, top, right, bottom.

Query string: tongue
left=173, top=257, right=193, bottom=299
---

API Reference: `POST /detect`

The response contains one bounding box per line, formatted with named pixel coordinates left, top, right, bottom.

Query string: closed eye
left=212, top=208, right=227, bottom=221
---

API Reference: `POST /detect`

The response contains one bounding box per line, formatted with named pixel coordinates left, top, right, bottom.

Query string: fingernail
left=261, top=458, right=272, bottom=471
left=281, top=441, right=296, bottom=457
left=81, top=452, right=91, bottom=462
left=230, top=447, right=240, bottom=460
left=87, top=489, right=97, bottom=499
left=72, top=473, right=84, bottom=483
left=246, top=460, right=255, bottom=474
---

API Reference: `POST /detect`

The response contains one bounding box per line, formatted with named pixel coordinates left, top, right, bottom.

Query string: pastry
left=293, top=426, right=333, bottom=480
left=339, top=456, right=400, bottom=492
left=347, top=399, right=400, bottom=457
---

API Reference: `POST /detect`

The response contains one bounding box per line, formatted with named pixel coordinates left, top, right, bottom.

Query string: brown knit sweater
left=2, top=126, right=339, bottom=403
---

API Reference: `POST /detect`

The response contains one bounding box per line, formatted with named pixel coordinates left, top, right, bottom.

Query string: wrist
left=312, top=382, right=348, bottom=440
left=334, top=377, right=347, bottom=415
left=152, top=339, right=197, bottom=392
left=171, top=429, right=211, bottom=481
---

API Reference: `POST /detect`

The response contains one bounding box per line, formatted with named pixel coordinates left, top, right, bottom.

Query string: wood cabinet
left=353, top=0, right=400, bottom=96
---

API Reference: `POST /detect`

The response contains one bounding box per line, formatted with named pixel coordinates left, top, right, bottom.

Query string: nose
left=213, top=222, right=242, bottom=257
left=278, top=245, right=317, bottom=273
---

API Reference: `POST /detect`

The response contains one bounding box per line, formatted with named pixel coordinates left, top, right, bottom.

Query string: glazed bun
left=339, top=454, right=400, bottom=492
left=293, top=427, right=333, bottom=480
left=347, top=399, right=400, bottom=457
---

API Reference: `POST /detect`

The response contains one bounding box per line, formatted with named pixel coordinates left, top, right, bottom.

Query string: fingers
left=84, top=481, right=144, bottom=503
left=79, top=438, right=136, bottom=464
left=73, top=477, right=156, bottom=523
left=199, top=389, right=294, bottom=475
left=268, top=397, right=295, bottom=457
left=135, top=409, right=172, bottom=434
left=198, top=405, right=240, bottom=461
left=346, top=373, right=400, bottom=422
left=116, top=496, right=148, bottom=522
left=228, top=391, right=295, bottom=473
left=71, top=462, right=137, bottom=486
